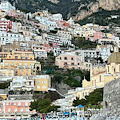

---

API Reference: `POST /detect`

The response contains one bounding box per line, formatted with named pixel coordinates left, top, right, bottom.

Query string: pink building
left=55, top=52, right=83, bottom=69
left=0, top=100, right=36, bottom=119
left=86, top=32, right=102, bottom=41
left=8, top=10, right=19, bottom=18
left=0, top=20, right=12, bottom=32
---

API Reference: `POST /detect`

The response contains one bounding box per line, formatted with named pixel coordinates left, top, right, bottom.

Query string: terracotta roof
left=94, top=71, right=106, bottom=76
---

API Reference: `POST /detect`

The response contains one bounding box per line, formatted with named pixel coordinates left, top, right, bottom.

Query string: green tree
left=72, top=88, right=103, bottom=109
left=30, top=98, right=60, bottom=113
left=73, top=97, right=87, bottom=107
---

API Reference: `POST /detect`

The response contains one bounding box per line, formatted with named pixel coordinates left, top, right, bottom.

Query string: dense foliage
left=30, top=98, right=60, bottom=113
left=52, top=69, right=90, bottom=87
left=72, top=37, right=97, bottom=49
left=0, top=81, right=10, bottom=89
left=73, top=88, right=103, bottom=109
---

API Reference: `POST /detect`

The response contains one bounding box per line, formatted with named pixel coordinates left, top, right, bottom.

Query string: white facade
left=33, top=49, right=47, bottom=58
left=46, top=34, right=72, bottom=46
left=10, top=76, right=34, bottom=91
left=57, top=30, right=72, bottom=40
left=0, top=1, right=15, bottom=13
left=20, top=42, right=31, bottom=51
left=75, top=49, right=99, bottom=62
left=96, top=45, right=113, bottom=62
left=51, top=13, right=63, bottom=21
left=52, top=47, right=64, bottom=56
left=0, top=31, right=24, bottom=45
left=35, top=16, right=58, bottom=30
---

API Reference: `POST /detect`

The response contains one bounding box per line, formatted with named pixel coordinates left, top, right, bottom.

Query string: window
left=83, top=93, right=84, bottom=97
left=14, top=108, right=17, bottom=112
left=64, top=62, right=67, bottom=65
left=64, top=57, right=67, bottom=60
left=5, top=63, right=8, bottom=66
left=100, top=75, right=101, bottom=82
left=9, top=73, right=11, bottom=76
left=6, top=103, right=9, bottom=105
left=108, top=66, right=109, bottom=73
left=25, top=102, right=28, bottom=106
left=11, top=63, right=14, bottom=66
left=29, top=82, right=31, bottom=85
left=8, top=108, right=11, bottom=112
left=60, top=57, right=61, bottom=60
left=71, top=63, right=74, bottom=65
left=42, top=81, right=46, bottom=83
left=71, top=57, right=74, bottom=60
left=36, top=86, right=40, bottom=89
left=36, top=81, right=40, bottom=83
left=26, top=108, right=29, bottom=112
left=15, top=56, right=18, bottom=59
left=78, top=63, right=79, bottom=65
left=19, top=63, right=22, bottom=66
left=21, top=108, right=23, bottom=112
left=18, top=102, right=21, bottom=106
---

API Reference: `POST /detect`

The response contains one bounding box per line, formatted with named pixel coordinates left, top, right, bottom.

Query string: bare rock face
left=99, top=0, right=120, bottom=10
left=74, top=0, right=120, bottom=21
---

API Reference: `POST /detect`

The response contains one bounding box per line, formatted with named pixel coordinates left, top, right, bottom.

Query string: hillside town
left=0, top=0, right=120, bottom=119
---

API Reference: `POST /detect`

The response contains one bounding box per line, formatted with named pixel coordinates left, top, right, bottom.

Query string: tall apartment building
left=0, top=50, right=41, bottom=76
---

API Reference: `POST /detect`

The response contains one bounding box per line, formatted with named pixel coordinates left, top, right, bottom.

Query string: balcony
left=25, top=66, right=30, bottom=69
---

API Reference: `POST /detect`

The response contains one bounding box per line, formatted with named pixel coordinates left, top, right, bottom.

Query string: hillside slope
left=9, top=0, right=120, bottom=22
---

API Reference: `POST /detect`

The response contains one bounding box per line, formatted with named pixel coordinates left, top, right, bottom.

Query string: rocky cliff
left=74, top=0, right=120, bottom=21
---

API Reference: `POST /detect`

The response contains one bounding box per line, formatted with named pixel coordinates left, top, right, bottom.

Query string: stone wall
left=103, top=77, right=120, bottom=117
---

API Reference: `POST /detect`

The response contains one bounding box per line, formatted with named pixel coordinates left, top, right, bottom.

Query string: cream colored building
left=35, top=75, right=51, bottom=92
left=55, top=52, right=83, bottom=69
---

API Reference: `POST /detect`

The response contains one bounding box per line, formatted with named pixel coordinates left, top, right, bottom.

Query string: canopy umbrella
left=63, top=112, right=70, bottom=115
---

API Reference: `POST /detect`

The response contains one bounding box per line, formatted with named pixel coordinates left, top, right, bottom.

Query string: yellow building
left=0, top=52, right=9, bottom=59
left=76, top=46, right=120, bottom=99
left=0, top=50, right=41, bottom=76
left=0, top=69, right=14, bottom=77
left=3, top=50, right=34, bottom=60
left=35, top=75, right=51, bottom=92
left=82, top=62, right=91, bottom=71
